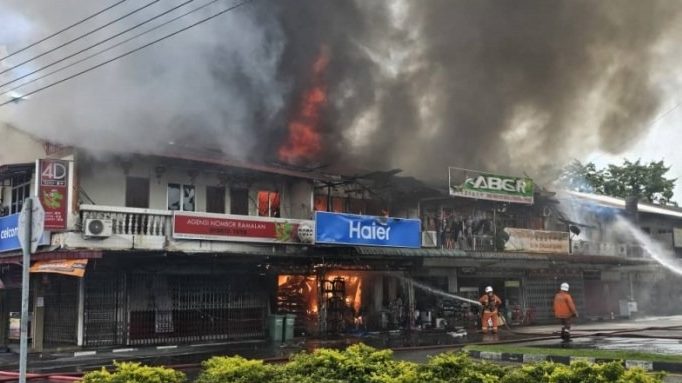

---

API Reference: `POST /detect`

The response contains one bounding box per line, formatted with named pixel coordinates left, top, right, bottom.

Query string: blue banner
left=0, top=214, right=49, bottom=253
left=315, top=212, right=421, bottom=248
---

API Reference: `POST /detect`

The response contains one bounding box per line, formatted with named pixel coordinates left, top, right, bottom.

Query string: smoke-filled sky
left=1, top=0, right=681, bottom=190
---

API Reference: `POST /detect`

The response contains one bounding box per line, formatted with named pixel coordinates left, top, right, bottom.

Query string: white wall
left=0, top=125, right=45, bottom=166
left=78, top=156, right=314, bottom=217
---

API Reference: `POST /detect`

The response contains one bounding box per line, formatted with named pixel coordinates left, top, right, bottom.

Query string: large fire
left=278, top=48, right=329, bottom=165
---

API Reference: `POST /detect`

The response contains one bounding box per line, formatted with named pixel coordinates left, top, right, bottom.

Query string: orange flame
left=278, top=48, right=329, bottom=164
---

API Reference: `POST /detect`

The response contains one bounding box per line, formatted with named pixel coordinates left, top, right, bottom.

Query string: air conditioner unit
left=422, top=231, right=438, bottom=248
left=84, top=219, right=113, bottom=238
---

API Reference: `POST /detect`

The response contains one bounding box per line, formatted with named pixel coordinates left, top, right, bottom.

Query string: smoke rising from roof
left=1, top=0, right=680, bottom=180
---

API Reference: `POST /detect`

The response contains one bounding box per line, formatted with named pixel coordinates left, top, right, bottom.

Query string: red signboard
left=37, top=159, right=69, bottom=230
left=173, top=212, right=314, bottom=245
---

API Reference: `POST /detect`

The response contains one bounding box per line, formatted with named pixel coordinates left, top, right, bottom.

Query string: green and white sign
left=449, top=168, right=534, bottom=204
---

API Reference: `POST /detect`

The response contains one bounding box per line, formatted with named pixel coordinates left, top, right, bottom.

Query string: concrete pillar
left=77, top=278, right=85, bottom=347
left=448, top=272, right=458, bottom=294
left=372, top=275, right=383, bottom=312
left=0, top=290, right=8, bottom=351
left=388, top=276, right=398, bottom=301
left=31, top=279, right=44, bottom=352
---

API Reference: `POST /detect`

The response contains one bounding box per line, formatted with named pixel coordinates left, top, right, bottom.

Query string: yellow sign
left=30, top=259, right=88, bottom=278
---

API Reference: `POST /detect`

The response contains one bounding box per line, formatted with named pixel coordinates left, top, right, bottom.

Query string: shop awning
left=30, top=259, right=88, bottom=278
left=0, top=250, right=102, bottom=264
left=0, top=163, right=33, bottom=181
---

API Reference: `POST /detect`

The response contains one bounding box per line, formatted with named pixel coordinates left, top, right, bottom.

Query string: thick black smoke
left=266, top=0, right=680, bottom=180
left=1, top=0, right=680, bottom=181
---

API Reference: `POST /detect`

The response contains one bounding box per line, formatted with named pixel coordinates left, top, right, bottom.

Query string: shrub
left=196, top=355, right=276, bottom=383
left=81, top=361, right=186, bottom=383
left=278, top=343, right=397, bottom=383
left=419, top=352, right=508, bottom=383
left=499, top=360, right=663, bottom=383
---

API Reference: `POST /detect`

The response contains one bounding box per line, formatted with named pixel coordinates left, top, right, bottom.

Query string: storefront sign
left=37, top=159, right=69, bottom=230
left=504, top=228, right=569, bottom=254
left=315, top=212, right=421, bottom=248
left=0, top=214, right=49, bottom=253
left=449, top=168, right=534, bottom=204
left=172, top=212, right=315, bottom=244
left=30, top=259, right=88, bottom=278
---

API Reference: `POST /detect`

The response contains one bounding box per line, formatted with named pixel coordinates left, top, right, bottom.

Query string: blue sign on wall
left=315, top=211, right=421, bottom=248
left=0, top=214, right=49, bottom=253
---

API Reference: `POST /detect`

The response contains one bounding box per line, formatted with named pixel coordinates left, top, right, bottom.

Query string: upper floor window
left=206, top=186, right=226, bottom=214
left=258, top=191, right=280, bottom=217
left=168, top=183, right=195, bottom=211
left=230, top=188, right=249, bottom=215
left=11, top=174, right=31, bottom=214
left=125, top=177, right=150, bottom=209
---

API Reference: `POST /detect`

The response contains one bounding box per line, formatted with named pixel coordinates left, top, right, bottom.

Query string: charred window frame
left=125, top=177, right=150, bottom=208
left=10, top=174, right=31, bottom=214
left=167, top=183, right=195, bottom=211
left=257, top=191, right=280, bottom=218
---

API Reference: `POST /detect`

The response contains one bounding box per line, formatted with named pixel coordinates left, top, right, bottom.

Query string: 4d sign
left=37, top=159, right=69, bottom=230
left=449, top=168, right=534, bottom=204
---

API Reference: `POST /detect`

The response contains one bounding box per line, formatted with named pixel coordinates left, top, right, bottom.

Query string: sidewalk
left=0, top=315, right=679, bottom=374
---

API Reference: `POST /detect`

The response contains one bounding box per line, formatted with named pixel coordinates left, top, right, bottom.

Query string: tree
left=555, top=160, right=604, bottom=194
left=556, top=159, right=677, bottom=206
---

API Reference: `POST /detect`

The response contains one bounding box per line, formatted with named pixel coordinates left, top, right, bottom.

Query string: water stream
left=614, top=216, right=682, bottom=276
left=383, top=272, right=483, bottom=306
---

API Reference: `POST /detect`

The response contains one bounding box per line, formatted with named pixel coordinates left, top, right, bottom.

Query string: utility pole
left=19, top=198, right=32, bottom=383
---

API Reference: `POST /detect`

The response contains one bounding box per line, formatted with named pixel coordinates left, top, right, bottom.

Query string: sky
left=0, top=0, right=681, bottom=199
left=589, top=100, right=682, bottom=204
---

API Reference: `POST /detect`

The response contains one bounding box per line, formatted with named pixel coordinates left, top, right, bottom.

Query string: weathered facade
left=0, top=132, right=679, bottom=351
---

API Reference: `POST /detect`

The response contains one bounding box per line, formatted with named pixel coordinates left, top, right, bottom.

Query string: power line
left=0, top=0, right=161, bottom=77
left=0, top=0, right=130, bottom=62
left=0, top=0, right=255, bottom=108
left=3, top=0, right=225, bottom=96
left=0, top=0, right=196, bottom=90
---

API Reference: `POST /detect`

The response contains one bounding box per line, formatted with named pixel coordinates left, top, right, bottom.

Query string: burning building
left=1, top=0, right=681, bottom=352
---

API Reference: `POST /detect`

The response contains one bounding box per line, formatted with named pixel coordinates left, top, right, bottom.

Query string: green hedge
left=82, top=344, right=664, bottom=383
left=82, top=361, right=186, bottom=383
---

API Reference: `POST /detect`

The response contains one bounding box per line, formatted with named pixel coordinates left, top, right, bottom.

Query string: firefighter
left=553, top=282, right=578, bottom=342
left=479, top=286, right=502, bottom=334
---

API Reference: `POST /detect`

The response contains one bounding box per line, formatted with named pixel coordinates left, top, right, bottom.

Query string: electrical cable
left=0, top=0, right=161, bottom=76
left=0, top=0, right=255, bottom=108
left=0, top=0, right=130, bottom=62
left=0, top=0, right=196, bottom=90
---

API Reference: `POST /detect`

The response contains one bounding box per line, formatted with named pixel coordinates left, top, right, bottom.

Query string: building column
left=31, top=278, right=44, bottom=352
left=448, top=271, right=458, bottom=294
left=372, top=275, right=383, bottom=313
left=77, top=277, right=85, bottom=347
left=0, top=290, right=8, bottom=351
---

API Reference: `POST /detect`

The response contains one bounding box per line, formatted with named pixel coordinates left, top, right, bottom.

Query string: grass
left=464, top=343, right=682, bottom=363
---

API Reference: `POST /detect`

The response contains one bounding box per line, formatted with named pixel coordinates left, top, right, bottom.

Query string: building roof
left=558, top=190, right=682, bottom=220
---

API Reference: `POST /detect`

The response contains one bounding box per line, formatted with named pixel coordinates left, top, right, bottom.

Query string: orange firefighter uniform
left=479, top=293, right=502, bottom=334
left=553, top=289, right=578, bottom=340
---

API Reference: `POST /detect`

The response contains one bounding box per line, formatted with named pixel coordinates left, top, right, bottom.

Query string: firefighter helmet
left=560, top=282, right=569, bottom=291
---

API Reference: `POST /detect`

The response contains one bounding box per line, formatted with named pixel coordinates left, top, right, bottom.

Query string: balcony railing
left=80, top=204, right=172, bottom=236
left=571, top=240, right=644, bottom=258
left=421, top=231, right=495, bottom=251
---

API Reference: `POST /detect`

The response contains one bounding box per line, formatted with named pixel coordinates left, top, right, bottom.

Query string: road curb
left=467, top=350, right=682, bottom=372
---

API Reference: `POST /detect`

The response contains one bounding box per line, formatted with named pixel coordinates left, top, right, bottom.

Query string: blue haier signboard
left=315, top=211, right=421, bottom=248
left=0, top=214, right=49, bottom=253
